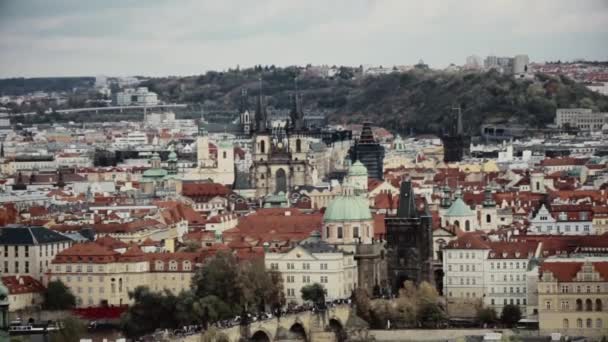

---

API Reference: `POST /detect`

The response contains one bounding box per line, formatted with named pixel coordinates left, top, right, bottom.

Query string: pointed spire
left=239, top=88, right=248, bottom=113
left=255, top=75, right=267, bottom=132
left=290, top=76, right=304, bottom=131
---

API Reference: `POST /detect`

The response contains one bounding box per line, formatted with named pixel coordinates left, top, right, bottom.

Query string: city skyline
left=0, top=0, right=607, bottom=78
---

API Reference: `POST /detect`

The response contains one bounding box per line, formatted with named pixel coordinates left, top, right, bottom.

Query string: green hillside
left=141, top=67, right=608, bottom=134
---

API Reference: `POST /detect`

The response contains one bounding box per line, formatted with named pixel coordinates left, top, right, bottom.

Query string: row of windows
left=546, top=284, right=603, bottom=294
left=3, top=243, right=68, bottom=258
left=490, top=287, right=526, bottom=294
left=271, top=262, right=329, bottom=271
left=534, top=225, right=590, bottom=233
left=285, top=275, right=329, bottom=284
left=490, top=298, right=527, bottom=306
left=447, top=252, right=481, bottom=260
left=490, top=274, right=526, bottom=282
left=447, top=264, right=479, bottom=272
left=4, top=261, right=30, bottom=273
left=547, top=298, right=603, bottom=312
left=490, top=261, right=527, bottom=270
left=448, top=277, right=479, bottom=285
left=563, top=318, right=603, bottom=329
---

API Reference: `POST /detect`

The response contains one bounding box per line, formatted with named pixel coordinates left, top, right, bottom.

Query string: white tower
left=197, top=128, right=212, bottom=167
left=531, top=170, right=546, bottom=194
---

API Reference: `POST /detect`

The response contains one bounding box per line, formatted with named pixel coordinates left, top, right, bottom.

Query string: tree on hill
left=44, top=280, right=76, bottom=310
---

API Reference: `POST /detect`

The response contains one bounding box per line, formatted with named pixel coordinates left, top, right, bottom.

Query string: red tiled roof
left=182, top=183, right=230, bottom=197
left=540, top=157, right=589, bottom=167
left=1, top=275, right=45, bottom=294
left=445, top=232, right=491, bottom=249
left=53, top=242, right=120, bottom=264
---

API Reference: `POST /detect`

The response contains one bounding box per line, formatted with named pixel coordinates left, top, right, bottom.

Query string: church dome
left=445, top=198, right=475, bottom=217
left=324, top=195, right=372, bottom=222
left=348, top=161, right=368, bottom=177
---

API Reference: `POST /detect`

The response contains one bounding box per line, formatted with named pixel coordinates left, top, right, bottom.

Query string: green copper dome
left=324, top=195, right=372, bottom=222
left=218, top=139, right=233, bottom=149
left=445, top=197, right=475, bottom=217
left=348, top=161, right=368, bottom=177
left=142, top=168, right=168, bottom=178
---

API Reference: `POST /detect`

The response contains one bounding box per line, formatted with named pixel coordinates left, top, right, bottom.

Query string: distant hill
left=142, top=67, right=608, bottom=135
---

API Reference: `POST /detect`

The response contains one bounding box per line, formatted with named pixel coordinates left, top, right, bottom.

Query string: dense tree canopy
left=300, top=283, right=327, bottom=306
left=44, top=280, right=76, bottom=310
left=120, top=252, right=284, bottom=338
left=500, top=304, right=522, bottom=327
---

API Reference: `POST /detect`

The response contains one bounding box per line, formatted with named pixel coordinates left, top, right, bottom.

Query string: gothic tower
left=385, top=181, right=434, bottom=292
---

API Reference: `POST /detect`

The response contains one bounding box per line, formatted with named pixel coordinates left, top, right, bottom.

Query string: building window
left=353, top=227, right=359, bottom=238
left=587, top=319, right=593, bottom=328
left=303, top=263, right=310, bottom=270
left=287, top=263, right=294, bottom=270
left=545, top=301, right=551, bottom=310
left=586, top=299, right=593, bottom=311
left=563, top=319, right=569, bottom=329
left=576, top=299, right=583, bottom=311
left=321, top=276, right=328, bottom=284
left=596, top=299, right=603, bottom=311
left=597, top=319, right=603, bottom=328
left=337, top=227, right=343, bottom=239
left=321, top=263, right=328, bottom=270
left=302, top=275, right=310, bottom=283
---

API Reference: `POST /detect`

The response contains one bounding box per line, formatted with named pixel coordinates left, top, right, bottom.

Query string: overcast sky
left=0, top=0, right=607, bottom=78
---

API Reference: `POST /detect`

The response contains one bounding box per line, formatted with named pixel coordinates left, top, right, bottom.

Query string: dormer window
left=580, top=212, right=589, bottom=221
left=559, top=212, right=567, bottom=221
left=515, top=252, right=521, bottom=258
left=502, top=252, right=508, bottom=258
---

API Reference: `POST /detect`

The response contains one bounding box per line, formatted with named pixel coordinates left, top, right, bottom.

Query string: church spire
left=290, top=76, right=304, bottom=131
left=255, top=75, right=267, bottom=132
left=239, top=88, right=248, bottom=113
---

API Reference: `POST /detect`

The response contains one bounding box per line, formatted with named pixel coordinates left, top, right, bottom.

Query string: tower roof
left=396, top=181, right=417, bottom=218
left=358, top=122, right=376, bottom=144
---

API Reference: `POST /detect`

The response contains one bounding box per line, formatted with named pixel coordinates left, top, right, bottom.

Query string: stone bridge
left=182, top=305, right=353, bottom=342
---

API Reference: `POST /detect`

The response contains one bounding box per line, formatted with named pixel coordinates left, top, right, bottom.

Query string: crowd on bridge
left=137, top=300, right=352, bottom=341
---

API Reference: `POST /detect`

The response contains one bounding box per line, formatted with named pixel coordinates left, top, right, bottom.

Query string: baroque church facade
left=246, top=85, right=316, bottom=197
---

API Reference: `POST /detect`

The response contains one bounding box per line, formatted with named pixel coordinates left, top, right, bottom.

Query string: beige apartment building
left=538, top=257, right=608, bottom=338
left=48, top=242, right=201, bottom=307
left=265, top=242, right=358, bottom=304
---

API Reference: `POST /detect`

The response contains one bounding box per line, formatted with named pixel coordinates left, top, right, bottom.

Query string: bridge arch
left=328, top=317, right=346, bottom=342
left=289, top=322, right=307, bottom=341
left=250, top=328, right=272, bottom=342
